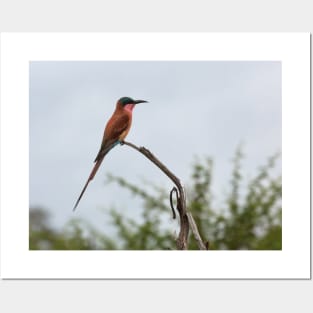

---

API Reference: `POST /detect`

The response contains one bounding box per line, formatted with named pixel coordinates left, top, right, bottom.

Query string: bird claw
left=119, top=140, right=125, bottom=146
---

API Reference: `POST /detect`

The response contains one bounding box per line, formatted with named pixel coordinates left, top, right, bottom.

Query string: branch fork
left=122, top=140, right=207, bottom=250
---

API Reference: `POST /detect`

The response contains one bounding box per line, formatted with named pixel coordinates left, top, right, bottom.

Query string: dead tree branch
left=122, top=140, right=207, bottom=250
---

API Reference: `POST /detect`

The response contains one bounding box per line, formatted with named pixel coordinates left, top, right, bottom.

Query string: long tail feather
left=73, top=156, right=105, bottom=211
left=73, top=141, right=119, bottom=211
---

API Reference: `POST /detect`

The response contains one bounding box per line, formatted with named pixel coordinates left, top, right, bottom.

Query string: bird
left=73, top=96, right=148, bottom=211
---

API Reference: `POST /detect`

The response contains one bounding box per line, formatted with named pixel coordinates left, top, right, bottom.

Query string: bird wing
left=94, top=114, right=131, bottom=162
left=105, top=113, right=131, bottom=141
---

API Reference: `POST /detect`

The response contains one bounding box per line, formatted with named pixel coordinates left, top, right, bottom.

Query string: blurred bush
left=30, top=147, right=281, bottom=250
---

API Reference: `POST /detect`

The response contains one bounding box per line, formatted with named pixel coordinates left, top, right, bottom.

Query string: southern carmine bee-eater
left=73, top=97, right=148, bottom=211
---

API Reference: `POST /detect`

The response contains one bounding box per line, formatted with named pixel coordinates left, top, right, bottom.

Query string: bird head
left=117, top=97, right=148, bottom=112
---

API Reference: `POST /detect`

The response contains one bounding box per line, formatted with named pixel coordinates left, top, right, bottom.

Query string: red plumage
left=73, top=97, right=147, bottom=211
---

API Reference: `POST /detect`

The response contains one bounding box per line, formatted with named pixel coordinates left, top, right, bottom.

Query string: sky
left=29, top=61, right=281, bottom=232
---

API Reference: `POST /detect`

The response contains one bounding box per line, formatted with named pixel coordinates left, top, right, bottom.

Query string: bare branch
left=186, top=212, right=207, bottom=250
left=122, top=140, right=207, bottom=250
left=169, top=187, right=177, bottom=219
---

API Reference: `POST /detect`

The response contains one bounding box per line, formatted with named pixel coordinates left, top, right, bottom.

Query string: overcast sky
left=29, top=61, right=281, bottom=232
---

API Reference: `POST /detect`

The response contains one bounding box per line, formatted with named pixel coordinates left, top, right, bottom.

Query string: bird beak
left=134, top=100, right=148, bottom=104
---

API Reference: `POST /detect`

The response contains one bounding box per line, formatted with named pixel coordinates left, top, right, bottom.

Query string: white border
left=0, top=33, right=310, bottom=279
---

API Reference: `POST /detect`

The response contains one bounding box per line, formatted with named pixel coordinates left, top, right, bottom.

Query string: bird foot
left=119, top=140, right=125, bottom=146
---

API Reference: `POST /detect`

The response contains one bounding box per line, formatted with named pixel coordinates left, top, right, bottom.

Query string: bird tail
left=73, top=142, right=118, bottom=211
left=73, top=156, right=105, bottom=211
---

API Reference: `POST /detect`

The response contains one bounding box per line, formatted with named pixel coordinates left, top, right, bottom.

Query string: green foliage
left=29, top=208, right=116, bottom=250
left=30, top=148, right=281, bottom=250
left=209, top=149, right=281, bottom=250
